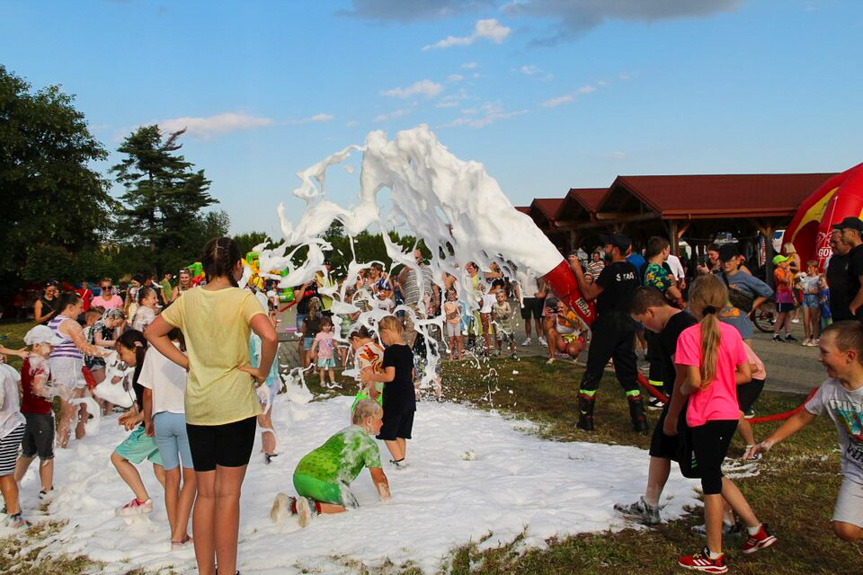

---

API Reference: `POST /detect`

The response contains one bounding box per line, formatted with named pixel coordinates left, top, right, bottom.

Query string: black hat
left=599, top=233, right=632, bottom=251
left=718, top=243, right=740, bottom=262
left=832, top=217, right=863, bottom=232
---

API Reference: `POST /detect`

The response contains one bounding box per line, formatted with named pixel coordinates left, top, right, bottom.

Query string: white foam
left=11, top=395, right=701, bottom=573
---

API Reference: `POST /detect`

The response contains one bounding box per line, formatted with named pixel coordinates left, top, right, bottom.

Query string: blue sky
left=3, top=0, right=862, bottom=236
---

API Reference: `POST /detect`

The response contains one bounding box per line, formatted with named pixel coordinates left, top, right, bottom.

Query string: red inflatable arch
left=784, top=163, right=863, bottom=271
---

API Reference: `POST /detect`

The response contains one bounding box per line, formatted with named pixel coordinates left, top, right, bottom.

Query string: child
left=131, top=286, right=159, bottom=332
left=772, top=255, right=796, bottom=342
left=747, top=321, right=863, bottom=542
left=301, top=297, right=322, bottom=373
left=111, top=330, right=166, bottom=518
left=797, top=259, right=822, bottom=346
left=544, top=300, right=585, bottom=365
left=615, top=286, right=697, bottom=525
left=86, top=308, right=125, bottom=414
left=312, top=316, right=338, bottom=387
left=250, top=315, right=282, bottom=464
left=14, top=326, right=59, bottom=503
left=443, top=288, right=464, bottom=360
left=270, top=398, right=390, bottom=526
left=492, top=290, right=517, bottom=358
left=0, top=359, right=26, bottom=528
left=348, top=326, right=385, bottom=413
left=139, top=328, right=195, bottom=548
left=675, top=275, right=775, bottom=572
left=360, top=315, right=416, bottom=468
left=737, top=343, right=765, bottom=457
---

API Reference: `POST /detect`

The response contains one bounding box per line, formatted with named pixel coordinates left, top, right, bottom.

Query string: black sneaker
left=785, top=334, right=797, bottom=342
left=772, top=334, right=783, bottom=343
left=647, top=396, right=665, bottom=411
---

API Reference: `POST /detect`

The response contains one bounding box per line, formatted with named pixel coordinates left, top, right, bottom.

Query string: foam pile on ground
left=11, top=396, right=701, bottom=573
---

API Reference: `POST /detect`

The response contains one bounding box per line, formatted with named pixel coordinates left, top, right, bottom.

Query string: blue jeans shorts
left=154, top=412, right=193, bottom=470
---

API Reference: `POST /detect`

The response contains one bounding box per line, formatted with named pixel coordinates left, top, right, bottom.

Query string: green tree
left=111, top=125, right=216, bottom=275
left=0, top=66, right=111, bottom=281
left=235, top=231, right=274, bottom=256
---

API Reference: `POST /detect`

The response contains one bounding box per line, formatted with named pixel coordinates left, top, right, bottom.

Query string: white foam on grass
left=7, top=395, right=701, bottom=573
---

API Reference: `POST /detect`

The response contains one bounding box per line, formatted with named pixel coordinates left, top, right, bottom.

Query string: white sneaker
left=538, top=336, right=548, bottom=346
left=791, top=318, right=800, bottom=324
left=295, top=496, right=314, bottom=528
left=115, top=497, right=153, bottom=517
left=270, top=492, right=293, bottom=523
left=521, top=338, right=532, bottom=346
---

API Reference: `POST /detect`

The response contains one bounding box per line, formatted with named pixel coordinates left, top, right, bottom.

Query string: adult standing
left=515, top=267, right=547, bottom=346
left=33, top=282, right=59, bottom=325
left=146, top=237, right=276, bottom=575
left=570, top=233, right=648, bottom=434
left=587, top=250, right=606, bottom=278
left=49, top=293, right=110, bottom=447
left=171, top=268, right=193, bottom=302
left=827, top=229, right=853, bottom=321
left=666, top=252, right=687, bottom=291
left=94, top=278, right=124, bottom=310
left=160, top=273, right=173, bottom=300
left=833, top=217, right=863, bottom=322
left=696, top=244, right=722, bottom=275
left=75, top=282, right=94, bottom=313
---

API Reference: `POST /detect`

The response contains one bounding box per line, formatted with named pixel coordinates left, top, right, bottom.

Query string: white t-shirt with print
left=805, top=378, right=863, bottom=483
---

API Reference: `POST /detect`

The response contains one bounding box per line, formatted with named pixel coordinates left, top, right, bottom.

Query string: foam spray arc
left=254, top=125, right=595, bottom=386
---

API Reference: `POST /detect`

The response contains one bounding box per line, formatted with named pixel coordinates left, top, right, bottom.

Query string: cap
left=772, top=255, right=789, bottom=265
left=831, top=217, right=863, bottom=232
left=718, top=243, right=740, bottom=262
left=599, top=233, right=632, bottom=251
left=23, top=325, right=63, bottom=347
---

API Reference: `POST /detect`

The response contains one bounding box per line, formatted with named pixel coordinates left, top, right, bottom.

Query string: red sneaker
left=742, top=523, right=777, bottom=554
left=677, top=547, right=728, bottom=573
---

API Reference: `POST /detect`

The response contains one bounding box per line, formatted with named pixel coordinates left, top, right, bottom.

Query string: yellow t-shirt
left=161, top=286, right=266, bottom=425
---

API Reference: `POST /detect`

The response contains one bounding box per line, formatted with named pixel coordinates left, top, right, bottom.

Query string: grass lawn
left=1, top=324, right=860, bottom=574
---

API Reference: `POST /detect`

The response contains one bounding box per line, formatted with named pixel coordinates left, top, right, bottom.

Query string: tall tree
left=112, top=125, right=216, bottom=274
left=0, top=66, right=111, bottom=281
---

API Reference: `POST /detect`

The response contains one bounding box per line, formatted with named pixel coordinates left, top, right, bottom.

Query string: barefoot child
left=492, top=290, right=517, bottom=358
left=0, top=361, right=26, bottom=528
left=250, top=315, right=282, bottom=464
left=747, top=320, right=863, bottom=542
left=443, top=288, right=464, bottom=360
left=14, top=326, right=60, bottom=503
left=360, top=315, right=415, bottom=468
left=111, top=330, right=166, bottom=518
left=348, top=326, right=385, bottom=413
left=270, top=398, right=389, bottom=526
left=676, top=275, right=776, bottom=573
left=311, top=316, right=338, bottom=387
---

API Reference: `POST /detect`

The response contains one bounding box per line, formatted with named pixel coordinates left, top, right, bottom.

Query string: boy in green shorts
left=271, top=399, right=390, bottom=526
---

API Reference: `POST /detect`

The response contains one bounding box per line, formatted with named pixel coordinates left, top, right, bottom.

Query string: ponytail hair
left=116, top=329, right=148, bottom=389
left=202, top=237, right=242, bottom=286
left=688, top=274, right=728, bottom=387
left=137, top=286, right=155, bottom=305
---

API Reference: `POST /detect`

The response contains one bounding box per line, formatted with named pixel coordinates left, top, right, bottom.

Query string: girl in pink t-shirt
left=674, top=274, right=776, bottom=572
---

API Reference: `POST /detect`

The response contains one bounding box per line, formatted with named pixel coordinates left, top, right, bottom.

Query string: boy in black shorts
left=615, top=287, right=697, bottom=524
left=361, top=315, right=416, bottom=469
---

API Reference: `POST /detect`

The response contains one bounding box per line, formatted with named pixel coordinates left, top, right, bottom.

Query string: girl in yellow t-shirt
left=146, top=237, right=277, bottom=575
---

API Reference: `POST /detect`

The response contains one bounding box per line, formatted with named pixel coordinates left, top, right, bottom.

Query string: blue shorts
left=317, top=357, right=336, bottom=368
left=303, top=337, right=315, bottom=351
left=295, top=313, right=306, bottom=331
left=154, top=412, right=193, bottom=470
left=802, top=294, right=820, bottom=309
left=115, top=426, right=163, bottom=466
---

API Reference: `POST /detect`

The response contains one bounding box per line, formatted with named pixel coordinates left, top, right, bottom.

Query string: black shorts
left=691, top=419, right=738, bottom=495
left=736, top=378, right=765, bottom=413
left=520, top=297, right=544, bottom=320
left=649, top=406, right=681, bottom=461
left=186, top=416, right=257, bottom=472
left=777, top=302, right=795, bottom=312
left=21, top=413, right=55, bottom=460
left=377, top=408, right=415, bottom=441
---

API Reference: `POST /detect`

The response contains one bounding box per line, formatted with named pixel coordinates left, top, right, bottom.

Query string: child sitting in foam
left=270, top=398, right=390, bottom=527
left=348, top=326, right=385, bottom=413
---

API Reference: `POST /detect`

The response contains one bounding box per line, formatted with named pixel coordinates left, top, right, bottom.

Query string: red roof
left=602, top=173, right=838, bottom=218
left=566, top=188, right=606, bottom=212
left=515, top=206, right=531, bottom=214
left=530, top=198, right=565, bottom=222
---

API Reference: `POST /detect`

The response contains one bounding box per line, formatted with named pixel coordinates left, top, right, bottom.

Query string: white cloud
left=517, top=64, right=553, bottom=80
left=577, top=85, right=596, bottom=94
left=159, top=112, right=272, bottom=140
left=381, top=79, right=444, bottom=99
left=436, top=90, right=470, bottom=108
left=444, top=101, right=527, bottom=128
left=291, top=113, right=335, bottom=125
left=503, top=0, right=743, bottom=45
left=541, top=94, right=573, bottom=108
left=346, top=120, right=360, bottom=127
left=447, top=73, right=465, bottom=83
left=422, top=18, right=511, bottom=50
left=606, top=151, right=626, bottom=159
left=374, top=108, right=412, bottom=122
left=462, top=61, right=479, bottom=69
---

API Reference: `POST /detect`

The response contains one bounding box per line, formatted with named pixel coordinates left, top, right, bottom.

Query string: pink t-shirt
left=94, top=294, right=124, bottom=310
left=743, top=343, right=766, bottom=381
left=675, top=321, right=747, bottom=427
left=314, top=331, right=335, bottom=360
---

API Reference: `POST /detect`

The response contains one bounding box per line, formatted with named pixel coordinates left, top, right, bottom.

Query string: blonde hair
left=783, top=242, right=797, bottom=254
left=307, top=296, right=320, bottom=320
left=352, top=398, right=383, bottom=425
left=687, top=274, right=728, bottom=388
left=377, top=315, right=403, bottom=335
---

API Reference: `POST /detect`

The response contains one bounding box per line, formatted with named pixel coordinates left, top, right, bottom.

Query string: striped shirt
left=48, top=315, right=83, bottom=360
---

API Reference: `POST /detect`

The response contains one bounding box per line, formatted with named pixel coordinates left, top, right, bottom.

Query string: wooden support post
left=749, top=218, right=776, bottom=288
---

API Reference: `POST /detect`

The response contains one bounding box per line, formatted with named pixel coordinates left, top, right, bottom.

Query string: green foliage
left=111, top=125, right=219, bottom=275
left=234, top=231, right=274, bottom=256
left=0, top=66, right=110, bottom=279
